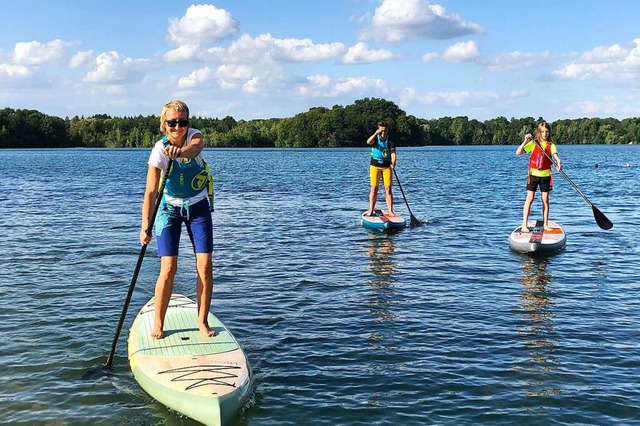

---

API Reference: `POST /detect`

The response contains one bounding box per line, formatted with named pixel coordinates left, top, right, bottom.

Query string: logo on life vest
left=191, top=171, right=208, bottom=191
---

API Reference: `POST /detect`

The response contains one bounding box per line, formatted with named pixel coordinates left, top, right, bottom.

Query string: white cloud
left=420, top=41, right=479, bottom=64
left=243, top=77, right=261, bottom=93
left=485, top=50, right=553, bottom=72
left=69, top=50, right=94, bottom=68
left=342, top=42, right=393, bottom=64
left=296, top=75, right=388, bottom=97
left=509, top=89, right=528, bottom=99
left=562, top=97, right=640, bottom=118
left=13, top=39, right=75, bottom=65
left=0, top=63, right=34, bottom=79
left=164, top=44, right=201, bottom=62
left=167, top=4, right=239, bottom=46
left=83, top=51, right=151, bottom=84
left=226, top=33, right=345, bottom=63
left=217, top=64, right=255, bottom=81
left=271, top=36, right=345, bottom=61
left=172, top=32, right=348, bottom=94
left=421, top=52, right=439, bottom=63
left=166, top=33, right=345, bottom=65
left=443, top=40, right=479, bottom=63
left=402, top=87, right=498, bottom=107
left=177, top=66, right=216, bottom=89
left=360, top=0, right=483, bottom=42
left=553, top=38, right=640, bottom=81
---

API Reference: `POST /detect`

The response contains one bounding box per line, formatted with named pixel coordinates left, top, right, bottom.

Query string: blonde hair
left=159, top=100, right=190, bottom=132
left=535, top=121, right=552, bottom=142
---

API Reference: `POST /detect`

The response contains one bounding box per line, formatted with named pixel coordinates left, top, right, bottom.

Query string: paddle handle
left=105, top=162, right=173, bottom=367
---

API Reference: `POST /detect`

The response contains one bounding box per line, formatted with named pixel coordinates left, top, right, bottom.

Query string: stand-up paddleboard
left=128, top=294, right=252, bottom=426
left=509, top=220, right=566, bottom=254
left=361, top=209, right=406, bottom=230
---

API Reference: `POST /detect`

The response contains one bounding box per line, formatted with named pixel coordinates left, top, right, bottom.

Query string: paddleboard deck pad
left=509, top=220, right=566, bottom=254
left=128, top=294, right=252, bottom=426
left=361, top=210, right=407, bottom=230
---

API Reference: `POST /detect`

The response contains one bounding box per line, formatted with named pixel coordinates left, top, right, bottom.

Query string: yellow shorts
left=370, top=165, right=392, bottom=187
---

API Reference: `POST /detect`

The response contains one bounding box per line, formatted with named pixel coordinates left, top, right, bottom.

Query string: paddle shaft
left=105, top=162, right=173, bottom=367
left=392, top=168, right=421, bottom=226
left=531, top=138, right=612, bottom=230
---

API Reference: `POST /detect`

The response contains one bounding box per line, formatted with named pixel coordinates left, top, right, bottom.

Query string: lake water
left=1, top=145, right=639, bottom=425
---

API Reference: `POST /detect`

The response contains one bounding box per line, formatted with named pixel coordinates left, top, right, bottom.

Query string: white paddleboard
left=128, top=294, right=252, bottom=426
left=509, top=220, right=566, bottom=254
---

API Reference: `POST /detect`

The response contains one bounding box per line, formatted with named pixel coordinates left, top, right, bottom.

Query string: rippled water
left=1, top=145, right=639, bottom=425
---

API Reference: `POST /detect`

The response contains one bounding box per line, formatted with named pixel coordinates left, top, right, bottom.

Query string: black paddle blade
left=81, top=364, right=113, bottom=380
left=409, top=214, right=422, bottom=227
left=592, top=205, right=613, bottom=230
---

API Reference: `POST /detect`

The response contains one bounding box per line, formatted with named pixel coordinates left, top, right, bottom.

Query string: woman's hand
left=164, top=144, right=182, bottom=159
left=140, top=229, right=152, bottom=245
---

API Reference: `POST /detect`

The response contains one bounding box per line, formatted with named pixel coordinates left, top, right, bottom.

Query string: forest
left=1, top=98, right=639, bottom=149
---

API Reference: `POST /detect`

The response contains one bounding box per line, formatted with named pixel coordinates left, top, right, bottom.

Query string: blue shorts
left=155, top=198, right=213, bottom=257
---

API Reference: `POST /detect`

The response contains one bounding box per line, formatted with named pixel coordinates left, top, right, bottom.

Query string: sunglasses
left=165, top=119, right=189, bottom=128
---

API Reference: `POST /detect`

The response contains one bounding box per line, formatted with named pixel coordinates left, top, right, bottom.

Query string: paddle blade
left=409, top=214, right=422, bottom=227
left=82, top=364, right=113, bottom=380
left=592, top=205, right=613, bottom=230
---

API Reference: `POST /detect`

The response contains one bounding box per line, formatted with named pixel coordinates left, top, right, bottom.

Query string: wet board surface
left=361, top=210, right=407, bottom=230
left=128, top=294, right=252, bottom=426
left=509, top=220, right=566, bottom=254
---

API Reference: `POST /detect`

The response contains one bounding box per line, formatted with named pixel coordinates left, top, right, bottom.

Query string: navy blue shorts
left=155, top=198, right=213, bottom=257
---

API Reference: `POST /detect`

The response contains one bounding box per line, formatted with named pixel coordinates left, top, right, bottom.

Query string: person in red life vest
left=516, top=121, right=562, bottom=232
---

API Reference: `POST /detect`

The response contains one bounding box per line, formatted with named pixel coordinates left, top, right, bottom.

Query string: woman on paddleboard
left=365, top=121, right=397, bottom=217
left=140, top=100, right=216, bottom=339
left=516, top=121, right=562, bottom=232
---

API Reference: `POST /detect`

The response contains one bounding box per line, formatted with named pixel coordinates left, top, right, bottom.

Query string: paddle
left=531, top=138, right=613, bottom=230
left=392, top=168, right=422, bottom=226
left=83, top=161, right=174, bottom=379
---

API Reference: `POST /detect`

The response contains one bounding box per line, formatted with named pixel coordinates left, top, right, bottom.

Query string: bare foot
left=364, top=211, right=373, bottom=217
left=544, top=225, right=554, bottom=231
left=199, top=323, right=217, bottom=338
left=520, top=225, right=529, bottom=233
left=386, top=211, right=397, bottom=217
left=150, top=326, right=164, bottom=339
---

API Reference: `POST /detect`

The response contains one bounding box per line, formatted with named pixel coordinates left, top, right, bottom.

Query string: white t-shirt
left=148, top=128, right=208, bottom=207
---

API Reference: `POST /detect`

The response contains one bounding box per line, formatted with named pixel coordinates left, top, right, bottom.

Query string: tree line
left=1, top=98, right=639, bottom=149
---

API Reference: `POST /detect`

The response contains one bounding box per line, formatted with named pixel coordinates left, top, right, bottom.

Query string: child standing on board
left=140, top=100, right=215, bottom=339
left=516, top=121, right=562, bottom=232
left=365, top=121, right=397, bottom=217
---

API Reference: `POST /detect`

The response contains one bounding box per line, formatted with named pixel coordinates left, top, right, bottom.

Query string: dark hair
left=377, top=121, right=387, bottom=128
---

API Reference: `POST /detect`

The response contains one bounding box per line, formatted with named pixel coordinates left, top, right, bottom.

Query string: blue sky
left=2, top=0, right=640, bottom=122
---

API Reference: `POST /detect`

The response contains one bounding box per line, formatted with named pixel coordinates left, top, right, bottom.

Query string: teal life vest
left=370, top=134, right=391, bottom=167
left=161, top=135, right=215, bottom=211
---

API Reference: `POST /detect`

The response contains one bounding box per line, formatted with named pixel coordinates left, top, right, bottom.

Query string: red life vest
left=529, top=141, right=553, bottom=170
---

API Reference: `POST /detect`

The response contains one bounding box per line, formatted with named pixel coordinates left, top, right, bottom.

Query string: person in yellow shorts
left=365, top=121, right=397, bottom=217
left=516, top=121, right=562, bottom=232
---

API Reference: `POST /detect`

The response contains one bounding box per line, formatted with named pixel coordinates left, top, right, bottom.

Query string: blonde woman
left=140, top=100, right=215, bottom=339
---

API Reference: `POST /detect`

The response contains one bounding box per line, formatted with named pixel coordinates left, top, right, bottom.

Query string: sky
left=2, top=0, right=640, bottom=122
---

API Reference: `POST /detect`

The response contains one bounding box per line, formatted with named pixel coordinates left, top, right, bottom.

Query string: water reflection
left=515, top=256, right=561, bottom=399
left=365, top=232, right=397, bottom=325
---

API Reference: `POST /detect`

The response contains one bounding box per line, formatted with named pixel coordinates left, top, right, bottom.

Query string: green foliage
left=1, top=100, right=639, bottom=148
